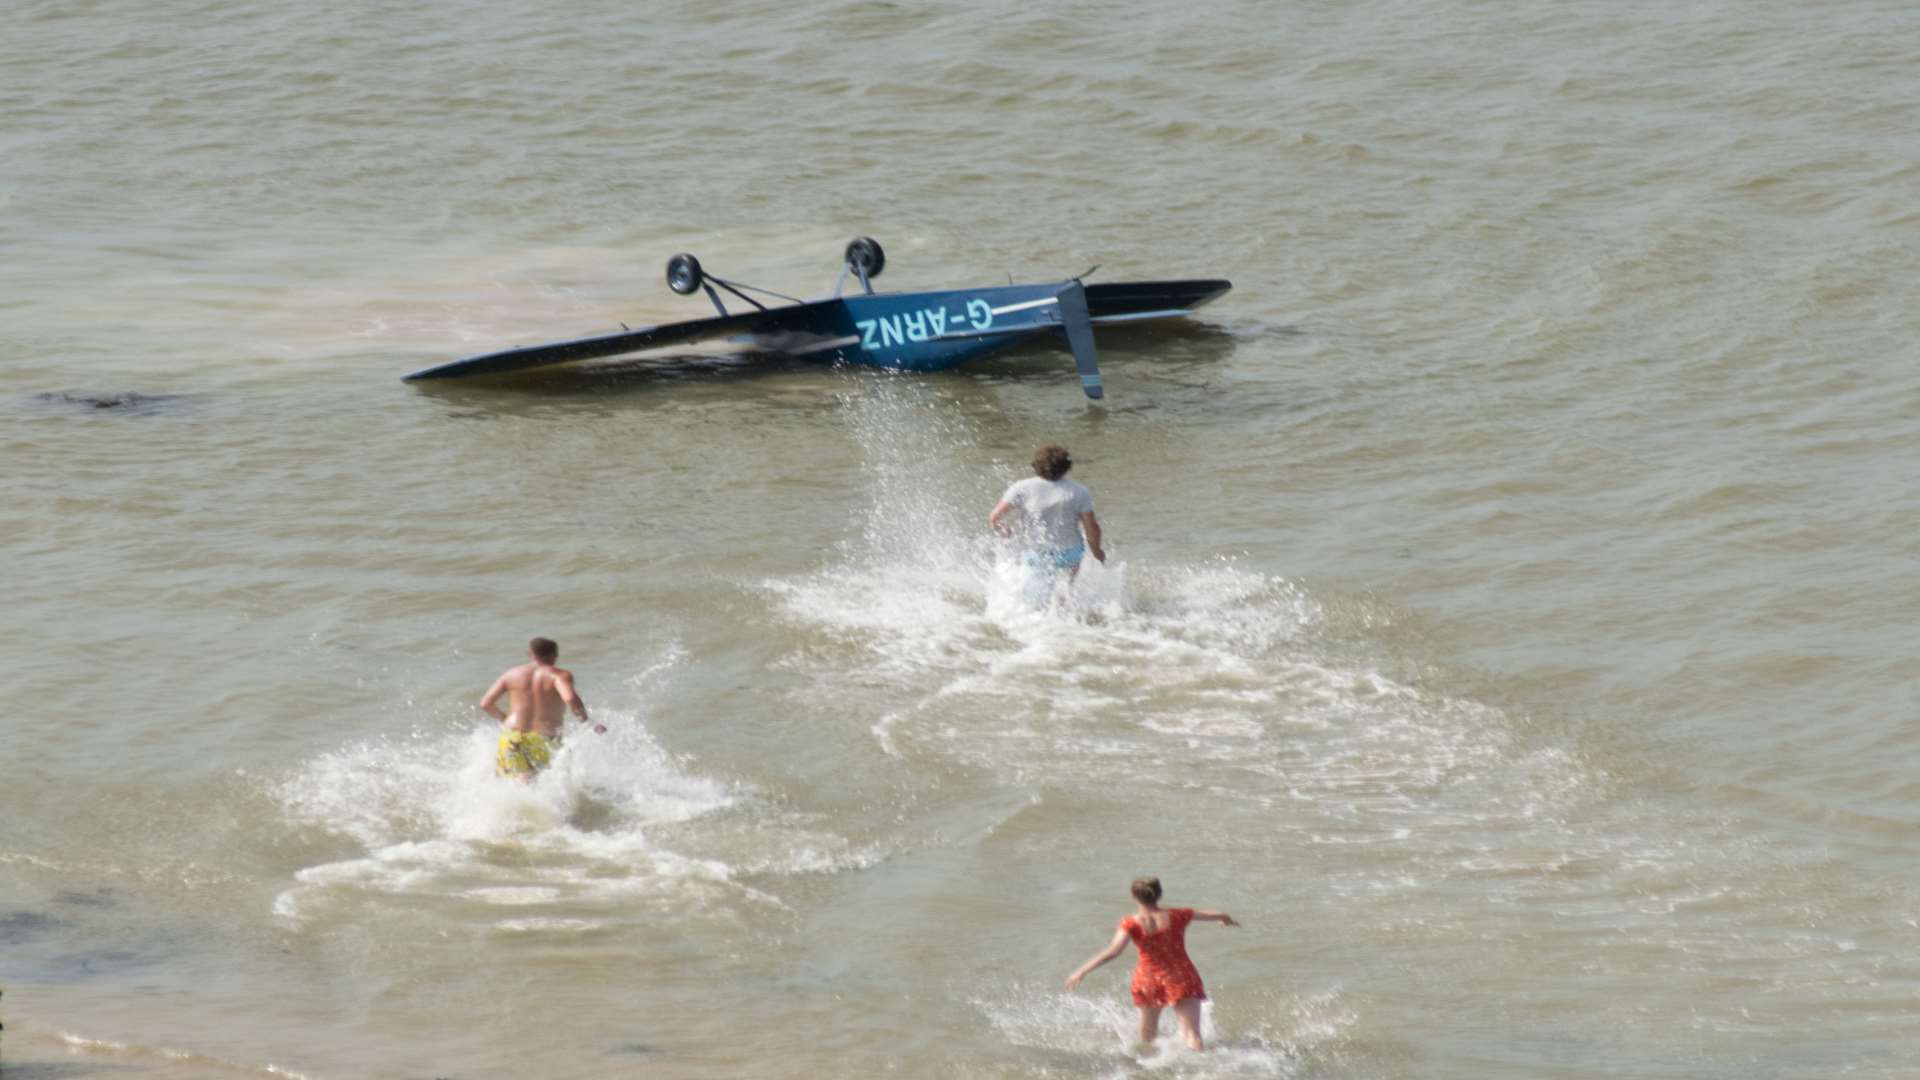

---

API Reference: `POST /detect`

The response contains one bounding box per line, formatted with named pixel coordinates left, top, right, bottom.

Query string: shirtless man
left=479, top=637, right=603, bottom=781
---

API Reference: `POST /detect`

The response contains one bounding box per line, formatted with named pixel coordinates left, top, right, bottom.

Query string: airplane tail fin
left=1055, top=280, right=1103, bottom=400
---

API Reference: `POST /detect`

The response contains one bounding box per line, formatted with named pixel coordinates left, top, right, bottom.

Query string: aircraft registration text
left=856, top=299, right=994, bottom=351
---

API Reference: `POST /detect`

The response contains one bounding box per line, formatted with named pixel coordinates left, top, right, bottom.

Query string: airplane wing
left=401, top=302, right=837, bottom=381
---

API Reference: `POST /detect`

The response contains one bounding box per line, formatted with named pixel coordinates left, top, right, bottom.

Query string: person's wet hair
left=1131, top=876, right=1163, bottom=905
left=1032, top=444, right=1073, bottom=481
left=530, top=637, right=558, bottom=663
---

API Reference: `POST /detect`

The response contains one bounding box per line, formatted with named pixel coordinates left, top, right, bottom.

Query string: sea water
left=5, top=0, right=1919, bottom=1076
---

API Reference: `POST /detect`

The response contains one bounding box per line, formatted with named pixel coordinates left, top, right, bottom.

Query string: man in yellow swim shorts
left=480, top=637, right=604, bottom=781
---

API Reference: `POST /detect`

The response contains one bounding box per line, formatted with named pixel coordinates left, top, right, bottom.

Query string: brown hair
left=1130, top=876, right=1163, bottom=905
left=529, top=637, right=558, bottom=663
left=1032, top=444, right=1073, bottom=481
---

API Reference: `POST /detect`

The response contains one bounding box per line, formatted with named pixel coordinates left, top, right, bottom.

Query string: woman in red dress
left=1064, top=876, right=1239, bottom=1050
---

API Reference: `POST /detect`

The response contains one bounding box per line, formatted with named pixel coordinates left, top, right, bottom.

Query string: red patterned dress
left=1121, top=907, right=1207, bottom=1007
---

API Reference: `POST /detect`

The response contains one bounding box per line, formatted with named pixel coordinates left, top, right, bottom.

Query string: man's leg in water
left=1136, top=1005, right=1161, bottom=1045
left=1172, top=998, right=1205, bottom=1051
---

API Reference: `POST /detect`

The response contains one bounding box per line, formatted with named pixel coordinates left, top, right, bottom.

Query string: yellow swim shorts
left=496, top=730, right=554, bottom=778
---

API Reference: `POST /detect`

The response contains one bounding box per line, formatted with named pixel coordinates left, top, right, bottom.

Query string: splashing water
left=768, top=380, right=1606, bottom=919
left=268, top=649, right=764, bottom=928
left=763, top=381, right=1555, bottom=820
left=970, top=981, right=1353, bottom=1078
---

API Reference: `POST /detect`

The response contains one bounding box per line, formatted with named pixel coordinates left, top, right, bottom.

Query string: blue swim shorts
left=1023, top=545, right=1085, bottom=571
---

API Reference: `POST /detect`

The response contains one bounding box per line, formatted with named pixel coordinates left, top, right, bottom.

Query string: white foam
left=736, top=839, right=888, bottom=876
left=494, top=917, right=607, bottom=934
left=268, top=651, right=777, bottom=924
left=761, top=381, right=1601, bottom=913
left=466, top=885, right=562, bottom=905
left=971, top=983, right=1330, bottom=1077
left=59, top=1032, right=315, bottom=1079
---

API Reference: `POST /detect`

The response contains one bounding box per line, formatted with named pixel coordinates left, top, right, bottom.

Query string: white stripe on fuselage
left=787, top=334, right=861, bottom=355
left=1089, top=308, right=1192, bottom=323
left=990, top=297, right=1059, bottom=315
left=758, top=307, right=1197, bottom=357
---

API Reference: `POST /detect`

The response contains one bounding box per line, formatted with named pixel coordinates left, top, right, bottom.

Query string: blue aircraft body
left=402, top=238, right=1230, bottom=399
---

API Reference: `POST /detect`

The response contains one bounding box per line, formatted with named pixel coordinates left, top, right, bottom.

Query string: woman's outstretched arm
left=1065, top=927, right=1131, bottom=990
left=1190, top=909, right=1241, bottom=927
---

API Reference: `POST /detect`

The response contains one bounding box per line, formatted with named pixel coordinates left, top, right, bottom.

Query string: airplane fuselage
left=758, top=280, right=1230, bottom=373
left=771, top=283, right=1068, bottom=372
left=398, top=246, right=1230, bottom=393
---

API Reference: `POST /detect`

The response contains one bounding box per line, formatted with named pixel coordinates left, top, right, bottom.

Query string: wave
left=267, top=648, right=877, bottom=930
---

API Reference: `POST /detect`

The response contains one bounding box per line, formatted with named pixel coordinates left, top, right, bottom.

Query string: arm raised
left=1065, top=926, right=1131, bottom=991
left=1190, top=909, right=1240, bottom=927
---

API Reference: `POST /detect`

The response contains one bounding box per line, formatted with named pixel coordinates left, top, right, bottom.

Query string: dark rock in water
left=0, top=910, right=60, bottom=945
left=32, top=391, right=181, bottom=413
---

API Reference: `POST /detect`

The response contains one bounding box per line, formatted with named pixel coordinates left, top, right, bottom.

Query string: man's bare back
left=480, top=639, right=600, bottom=738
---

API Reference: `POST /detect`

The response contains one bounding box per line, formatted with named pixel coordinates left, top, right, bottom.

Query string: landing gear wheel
left=844, top=236, right=885, bottom=279
left=666, top=253, right=704, bottom=295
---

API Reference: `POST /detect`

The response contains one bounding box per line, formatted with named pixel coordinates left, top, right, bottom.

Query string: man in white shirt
left=989, top=444, right=1106, bottom=584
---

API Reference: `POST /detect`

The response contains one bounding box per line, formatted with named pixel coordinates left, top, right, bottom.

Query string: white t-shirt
left=999, top=476, right=1094, bottom=551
